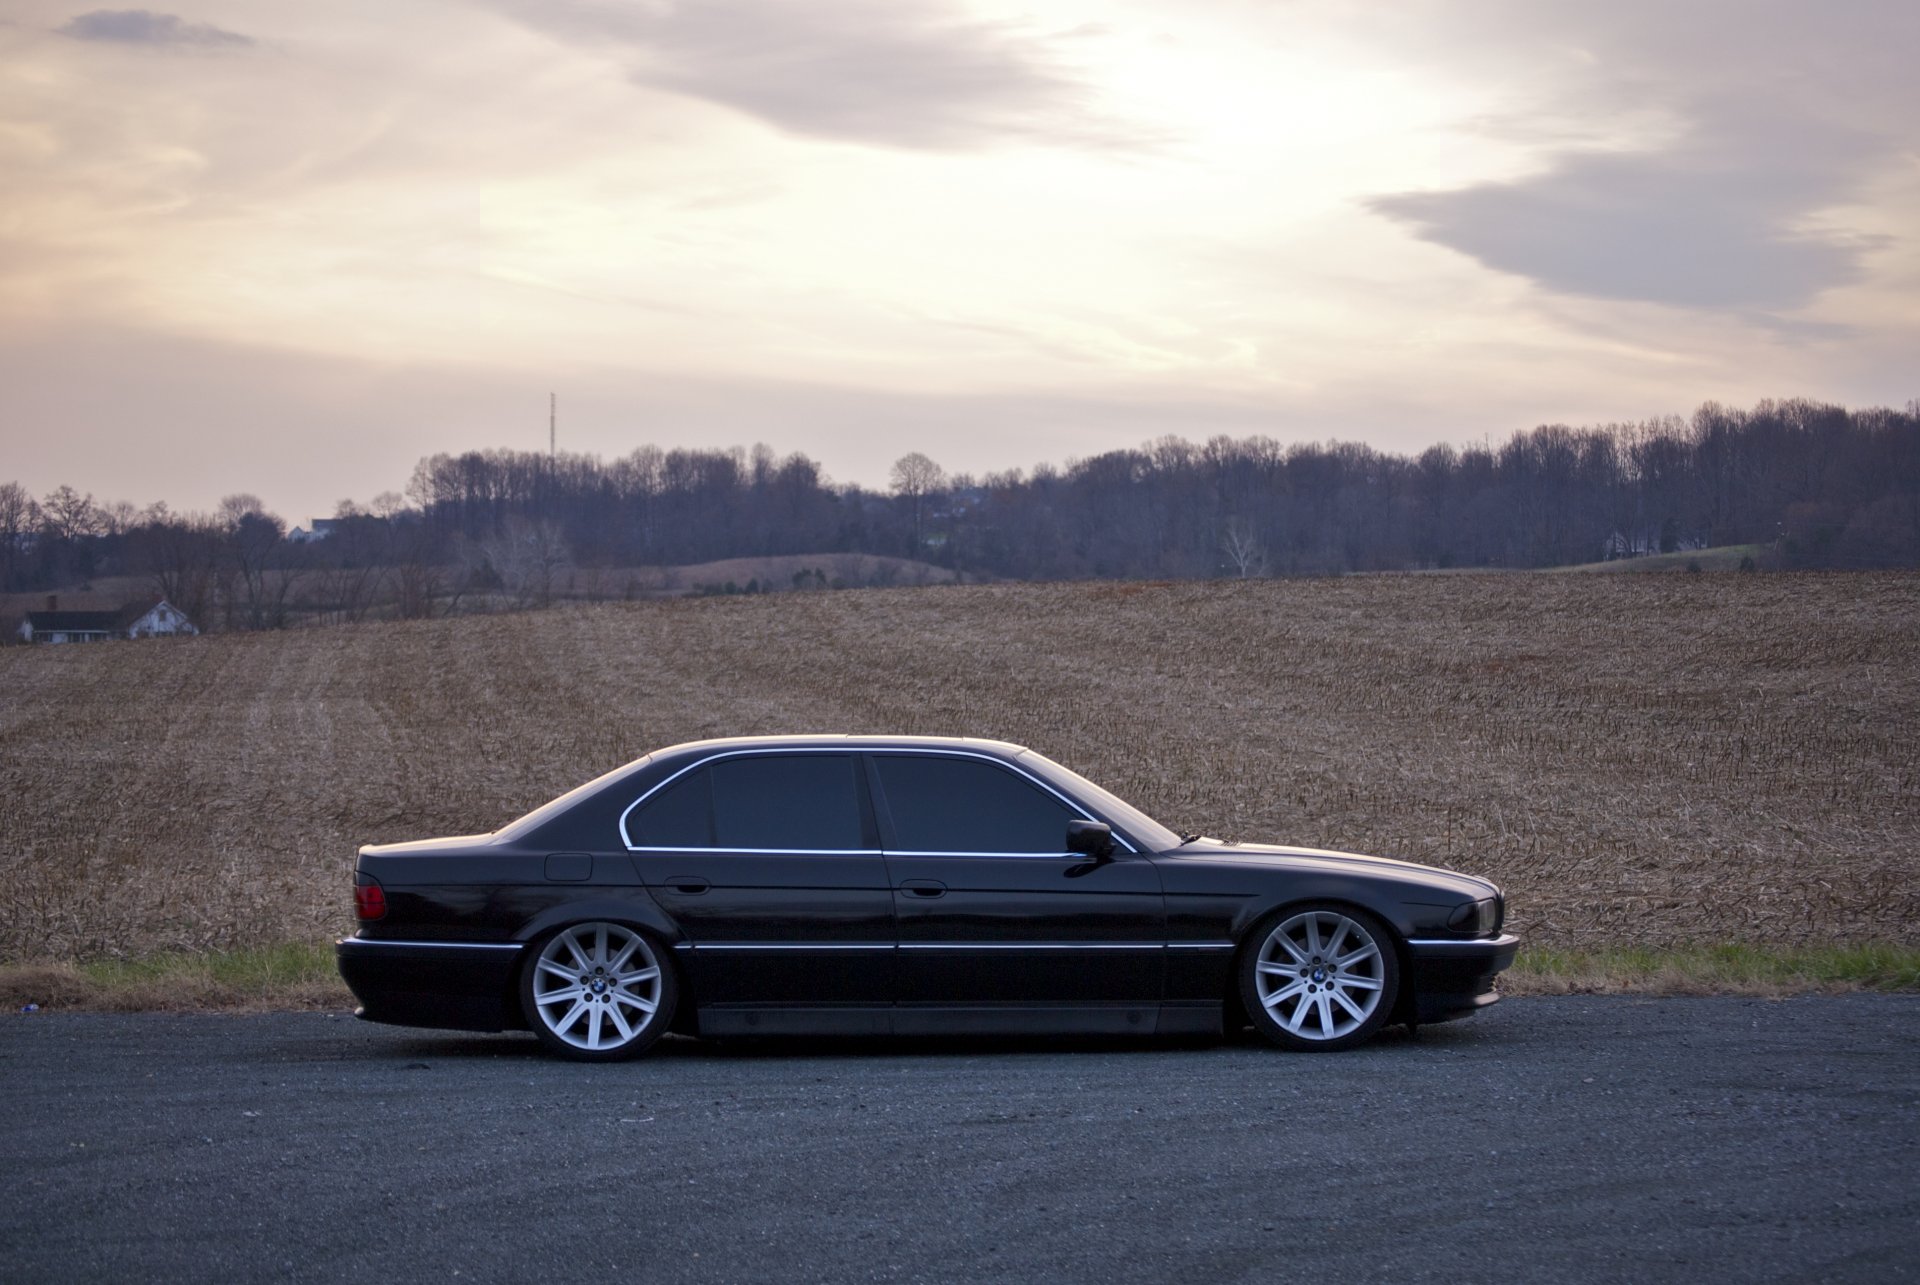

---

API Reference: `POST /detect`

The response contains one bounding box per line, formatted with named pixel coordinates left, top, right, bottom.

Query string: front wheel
left=521, top=922, right=677, bottom=1061
left=1239, top=905, right=1400, bottom=1051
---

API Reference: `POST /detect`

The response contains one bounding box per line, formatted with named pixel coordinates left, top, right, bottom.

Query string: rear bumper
left=1406, top=933, right=1520, bottom=1024
left=335, top=937, right=526, bottom=1032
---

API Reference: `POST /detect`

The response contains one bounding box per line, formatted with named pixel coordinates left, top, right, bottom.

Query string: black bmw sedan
left=337, top=735, right=1517, bottom=1060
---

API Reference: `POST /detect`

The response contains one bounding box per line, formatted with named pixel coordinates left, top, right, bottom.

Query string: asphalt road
left=1, top=996, right=1915, bottom=1284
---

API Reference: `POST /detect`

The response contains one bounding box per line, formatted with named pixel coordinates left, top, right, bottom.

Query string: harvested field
left=1, top=572, right=1915, bottom=963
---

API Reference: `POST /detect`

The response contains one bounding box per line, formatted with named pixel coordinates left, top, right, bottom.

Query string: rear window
left=627, top=755, right=866, bottom=851
left=626, top=768, right=713, bottom=848
left=713, top=755, right=864, bottom=851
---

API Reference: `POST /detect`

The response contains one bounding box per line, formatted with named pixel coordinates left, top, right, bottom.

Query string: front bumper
left=1406, top=933, right=1520, bottom=1024
left=335, top=936, right=526, bottom=1032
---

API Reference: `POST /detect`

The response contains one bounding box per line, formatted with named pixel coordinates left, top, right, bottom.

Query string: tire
left=520, top=921, right=677, bottom=1061
left=1239, top=903, right=1400, bottom=1051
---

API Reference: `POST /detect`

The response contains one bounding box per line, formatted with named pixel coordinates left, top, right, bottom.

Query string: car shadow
left=345, top=1016, right=1486, bottom=1065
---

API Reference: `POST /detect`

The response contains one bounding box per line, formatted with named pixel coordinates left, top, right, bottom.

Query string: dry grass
left=2, top=572, right=1915, bottom=975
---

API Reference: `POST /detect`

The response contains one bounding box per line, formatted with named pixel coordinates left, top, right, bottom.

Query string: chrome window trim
left=632, top=848, right=1111, bottom=858
left=618, top=746, right=1139, bottom=855
left=886, top=850, right=1095, bottom=860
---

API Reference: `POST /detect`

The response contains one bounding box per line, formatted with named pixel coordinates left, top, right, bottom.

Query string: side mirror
left=1065, top=820, right=1114, bottom=859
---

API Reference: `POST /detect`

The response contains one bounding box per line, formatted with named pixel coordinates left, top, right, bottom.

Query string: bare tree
left=0, top=481, right=38, bottom=590
left=368, top=491, right=409, bottom=520
left=385, top=511, right=451, bottom=619
left=98, top=499, right=138, bottom=536
left=218, top=493, right=268, bottom=527
left=218, top=496, right=304, bottom=629
left=393, top=554, right=448, bottom=619
left=40, top=485, right=99, bottom=542
left=129, top=514, right=222, bottom=627
left=311, top=515, right=388, bottom=624
left=481, top=516, right=570, bottom=609
left=1221, top=517, right=1267, bottom=579
left=890, top=452, right=946, bottom=555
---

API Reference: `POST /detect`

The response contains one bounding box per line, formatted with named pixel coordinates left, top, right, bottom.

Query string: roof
left=24, top=598, right=170, bottom=634
left=24, top=610, right=120, bottom=632
left=646, top=733, right=1031, bottom=762
left=116, top=598, right=167, bottom=626
left=473, top=733, right=1054, bottom=852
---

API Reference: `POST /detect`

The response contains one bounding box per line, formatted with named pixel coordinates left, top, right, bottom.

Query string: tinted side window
left=877, top=756, right=1077, bottom=854
left=712, top=756, right=864, bottom=851
left=627, top=768, right=713, bottom=848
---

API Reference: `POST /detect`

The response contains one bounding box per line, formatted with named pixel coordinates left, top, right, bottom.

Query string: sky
left=1, top=0, right=1916, bottom=523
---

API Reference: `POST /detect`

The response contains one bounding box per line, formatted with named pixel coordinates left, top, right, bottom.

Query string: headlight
left=1446, top=898, right=1497, bottom=935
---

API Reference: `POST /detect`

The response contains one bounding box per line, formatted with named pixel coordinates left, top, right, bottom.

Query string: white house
left=16, top=597, right=199, bottom=644
left=1600, top=530, right=1657, bottom=560
left=1600, top=529, right=1710, bottom=560
left=287, top=519, right=340, bottom=544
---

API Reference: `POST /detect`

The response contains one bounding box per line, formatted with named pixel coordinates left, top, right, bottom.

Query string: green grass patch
left=76, top=941, right=340, bottom=993
left=1508, top=942, right=1920, bottom=995
left=3, top=941, right=351, bottom=1012
left=1553, top=544, right=1769, bottom=574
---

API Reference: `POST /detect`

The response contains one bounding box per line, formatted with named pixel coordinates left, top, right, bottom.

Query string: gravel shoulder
left=1, top=996, right=1916, bottom=1284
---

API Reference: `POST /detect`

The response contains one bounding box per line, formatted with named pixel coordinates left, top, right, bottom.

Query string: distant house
left=287, top=519, right=339, bottom=544
left=16, top=597, right=198, bottom=644
left=1601, top=529, right=1710, bottom=560
left=1601, top=530, right=1656, bottom=560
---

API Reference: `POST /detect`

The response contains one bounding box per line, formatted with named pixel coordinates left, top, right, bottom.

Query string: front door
left=869, top=752, right=1165, bottom=1032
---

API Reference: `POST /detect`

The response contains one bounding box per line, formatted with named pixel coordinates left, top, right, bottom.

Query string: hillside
left=1555, top=545, right=1770, bottom=574
left=1, top=572, right=1915, bottom=962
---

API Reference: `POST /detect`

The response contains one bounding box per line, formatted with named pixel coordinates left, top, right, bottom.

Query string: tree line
left=4, top=397, right=1915, bottom=629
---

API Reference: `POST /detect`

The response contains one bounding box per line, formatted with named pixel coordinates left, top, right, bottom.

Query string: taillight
left=354, top=875, right=386, bottom=921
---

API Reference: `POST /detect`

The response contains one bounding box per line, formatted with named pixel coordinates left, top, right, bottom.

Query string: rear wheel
left=521, top=922, right=677, bottom=1061
left=1239, top=904, right=1399, bottom=1051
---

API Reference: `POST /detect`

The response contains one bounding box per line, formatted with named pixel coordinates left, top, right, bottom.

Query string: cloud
left=1369, top=116, right=1880, bottom=310
left=1360, top=1, right=1916, bottom=312
left=488, top=0, right=1129, bottom=151
left=58, top=9, right=253, bottom=48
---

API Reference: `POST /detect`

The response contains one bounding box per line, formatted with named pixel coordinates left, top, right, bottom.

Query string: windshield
left=1016, top=750, right=1184, bottom=853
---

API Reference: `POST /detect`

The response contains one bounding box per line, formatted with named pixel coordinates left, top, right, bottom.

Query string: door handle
left=664, top=876, right=710, bottom=895
left=899, top=880, right=946, bottom=898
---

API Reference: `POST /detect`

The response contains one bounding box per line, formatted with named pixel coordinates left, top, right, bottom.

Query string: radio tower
left=549, top=392, right=556, bottom=459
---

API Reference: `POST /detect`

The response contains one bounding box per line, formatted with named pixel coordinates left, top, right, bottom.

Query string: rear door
left=623, top=752, right=894, bottom=1018
left=871, top=752, right=1165, bottom=1030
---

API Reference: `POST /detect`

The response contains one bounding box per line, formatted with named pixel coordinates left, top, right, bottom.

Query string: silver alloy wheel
left=530, top=922, right=664, bottom=1052
left=1253, top=909, right=1387, bottom=1042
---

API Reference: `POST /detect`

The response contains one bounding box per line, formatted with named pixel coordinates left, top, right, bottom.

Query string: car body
left=337, top=735, right=1517, bottom=1059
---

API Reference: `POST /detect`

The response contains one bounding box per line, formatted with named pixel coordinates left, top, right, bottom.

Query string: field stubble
left=0, top=572, right=1914, bottom=966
